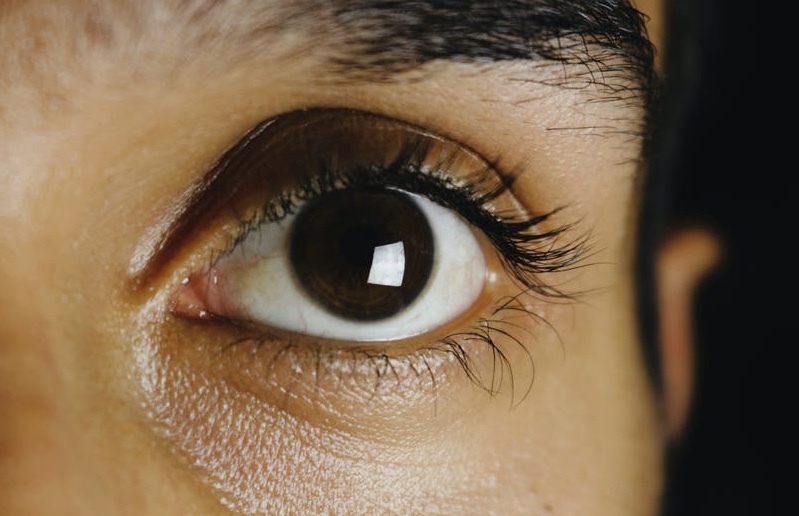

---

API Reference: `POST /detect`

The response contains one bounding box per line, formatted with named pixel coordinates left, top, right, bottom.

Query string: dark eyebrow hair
left=324, top=0, right=655, bottom=84
left=1, top=1, right=655, bottom=104
left=34, top=0, right=654, bottom=85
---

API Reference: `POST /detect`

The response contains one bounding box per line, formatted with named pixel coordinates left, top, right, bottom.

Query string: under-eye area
left=131, top=108, right=590, bottom=426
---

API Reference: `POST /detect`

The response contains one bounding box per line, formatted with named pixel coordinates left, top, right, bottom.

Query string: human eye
left=144, top=108, right=586, bottom=409
left=175, top=172, right=486, bottom=342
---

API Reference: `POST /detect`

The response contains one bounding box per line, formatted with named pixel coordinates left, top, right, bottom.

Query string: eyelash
left=221, top=136, right=585, bottom=296
left=197, top=125, right=590, bottom=401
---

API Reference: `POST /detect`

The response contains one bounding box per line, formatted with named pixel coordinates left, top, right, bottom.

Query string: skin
left=0, top=1, right=716, bottom=515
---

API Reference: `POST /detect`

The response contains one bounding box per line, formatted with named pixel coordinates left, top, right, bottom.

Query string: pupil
left=340, top=227, right=379, bottom=269
left=289, top=188, right=435, bottom=321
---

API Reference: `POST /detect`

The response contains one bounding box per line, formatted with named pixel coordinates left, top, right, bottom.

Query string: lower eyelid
left=158, top=243, right=540, bottom=404
left=150, top=291, right=538, bottom=438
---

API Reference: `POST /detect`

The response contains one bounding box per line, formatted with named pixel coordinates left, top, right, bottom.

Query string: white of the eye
left=219, top=192, right=486, bottom=342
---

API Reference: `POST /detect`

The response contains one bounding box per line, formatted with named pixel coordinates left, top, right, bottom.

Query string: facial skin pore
left=0, top=1, right=673, bottom=515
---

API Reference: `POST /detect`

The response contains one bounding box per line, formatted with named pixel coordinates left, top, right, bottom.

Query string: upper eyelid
left=127, top=108, right=515, bottom=289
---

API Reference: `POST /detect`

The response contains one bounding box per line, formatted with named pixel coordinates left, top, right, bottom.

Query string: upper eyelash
left=218, top=134, right=589, bottom=300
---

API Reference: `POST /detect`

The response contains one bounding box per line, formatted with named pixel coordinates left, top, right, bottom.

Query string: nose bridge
left=0, top=296, right=104, bottom=516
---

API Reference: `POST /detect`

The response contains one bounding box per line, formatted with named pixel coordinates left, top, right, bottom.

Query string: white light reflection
left=366, top=241, right=405, bottom=287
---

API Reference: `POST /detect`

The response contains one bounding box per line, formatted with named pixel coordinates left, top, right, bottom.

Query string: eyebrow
left=6, top=0, right=654, bottom=88
left=323, top=0, right=655, bottom=83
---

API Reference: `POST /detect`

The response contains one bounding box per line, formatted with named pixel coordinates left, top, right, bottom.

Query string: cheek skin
left=0, top=66, right=664, bottom=515
left=125, top=284, right=662, bottom=516
left=0, top=206, right=236, bottom=516
left=131, top=325, right=474, bottom=515
left=122, top=233, right=661, bottom=515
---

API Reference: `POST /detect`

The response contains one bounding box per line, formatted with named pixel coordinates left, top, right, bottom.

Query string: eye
left=174, top=185, right=486, bottom=341
left=159, top=108, right=586, bottom=391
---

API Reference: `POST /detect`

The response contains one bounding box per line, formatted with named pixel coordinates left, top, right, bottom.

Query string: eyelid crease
left=127, top=117, right=278, bottom=287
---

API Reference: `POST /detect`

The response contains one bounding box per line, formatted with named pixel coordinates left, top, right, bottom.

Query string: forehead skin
left=0, top=1, right=665, bottom=516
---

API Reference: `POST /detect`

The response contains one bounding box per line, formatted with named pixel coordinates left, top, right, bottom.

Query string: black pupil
left=289, top=188, right=435, bottom=321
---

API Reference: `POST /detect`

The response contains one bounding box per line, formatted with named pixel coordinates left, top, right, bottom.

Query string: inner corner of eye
left=174, top=185, right=488, bottom=343
left=168, top=268, right=225, bottom=322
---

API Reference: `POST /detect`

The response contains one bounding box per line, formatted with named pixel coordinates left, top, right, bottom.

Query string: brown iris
left=289, top=187, right=435, bottom=321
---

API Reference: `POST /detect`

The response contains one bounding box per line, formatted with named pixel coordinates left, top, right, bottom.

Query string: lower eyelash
left=219, top=293, right=552, bottom=407
left=438, top=298, right=551, bottom=407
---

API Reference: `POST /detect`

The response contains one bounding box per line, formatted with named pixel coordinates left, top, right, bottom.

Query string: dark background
left=661, top=0, right=776, bottom=514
